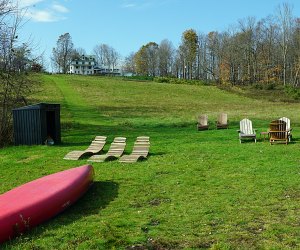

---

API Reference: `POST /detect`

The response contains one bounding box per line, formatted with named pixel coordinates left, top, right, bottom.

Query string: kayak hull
left=0, top=165, right=94, bottom=243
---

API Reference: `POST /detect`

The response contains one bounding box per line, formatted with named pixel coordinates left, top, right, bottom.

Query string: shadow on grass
left=3, top=181, right=118, bottom=246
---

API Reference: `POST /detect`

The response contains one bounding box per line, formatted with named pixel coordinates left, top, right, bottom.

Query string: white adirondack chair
left=279, top=117, right=292, bottom=142
left=238, top=118, right=256, bottom=143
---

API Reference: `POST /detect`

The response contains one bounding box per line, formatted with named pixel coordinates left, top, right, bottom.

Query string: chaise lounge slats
left=119, top=136, right=150, bottom=163
left=63, top=136, right=107, bottom=160
left=88, top=137, right=126, bottom=162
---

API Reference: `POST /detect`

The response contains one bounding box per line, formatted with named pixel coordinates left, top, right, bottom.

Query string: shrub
left=284, top=85, right=300, bottom=100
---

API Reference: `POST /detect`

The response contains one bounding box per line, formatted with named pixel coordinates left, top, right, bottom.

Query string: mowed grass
left=1, top=74, right=300, bottom=249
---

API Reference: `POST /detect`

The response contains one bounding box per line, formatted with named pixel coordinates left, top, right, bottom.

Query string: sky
left=16, top=0, right=300, bottom=71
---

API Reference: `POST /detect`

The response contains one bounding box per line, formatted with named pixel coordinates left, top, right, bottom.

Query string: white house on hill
left=69, top=54, right=122, bottom=76
left=69, top=55, right=96, bottom=75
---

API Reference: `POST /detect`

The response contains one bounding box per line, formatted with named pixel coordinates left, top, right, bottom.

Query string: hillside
left=1, top=75, right=300, bottom=249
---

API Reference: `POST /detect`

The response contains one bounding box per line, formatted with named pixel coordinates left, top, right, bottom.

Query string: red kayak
left=0, top=165, right=94, bottom=243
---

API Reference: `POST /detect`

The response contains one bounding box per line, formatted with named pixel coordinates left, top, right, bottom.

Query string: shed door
left=46, top=111, right=56, bottom=141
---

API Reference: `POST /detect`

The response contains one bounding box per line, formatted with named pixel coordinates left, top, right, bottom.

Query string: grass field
left=1, top=74, right=300, bottom=249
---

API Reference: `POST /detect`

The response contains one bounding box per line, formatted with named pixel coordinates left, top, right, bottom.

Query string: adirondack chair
left=197, top=114, right=209, bottom=130
left=238, top=118, right=256, bottom=143
left=279, top=117, right=292, bottom=142
left=269, top=120, right=288, bottom=145
left=63, top=136, right=107, bottom=160
left=88, top=137, right=126, bottom=162
left=119, top=136, right=150, bottom=163
left=216, top=113, right=228, bottom=129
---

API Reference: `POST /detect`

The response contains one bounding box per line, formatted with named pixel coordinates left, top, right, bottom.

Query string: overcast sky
left=16, top=0, right=300, bottom=70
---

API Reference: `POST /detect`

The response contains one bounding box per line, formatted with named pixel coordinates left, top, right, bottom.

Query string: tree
left=292, top=18, right=300, bottom=86
left=52, top=33, right=74, bottom=73
left=158, top=39, right=174, bottom=77
left=123, top=52, right=136, bottom=74
left=179, top=29, right=198, bottom=79
left=134, top=42, right=158, bottom=76
left=93, top=44, right=108, bottom=68
left=0, top=1, right=38, bottom=146
left=145, top=42, right=159, bottom=76
left=277, top=3, right=294, bottom=85
left=93, top=44, right=120, bottom=71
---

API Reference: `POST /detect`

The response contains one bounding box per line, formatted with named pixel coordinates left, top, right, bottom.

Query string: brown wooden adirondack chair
left=197, top=114, right=209, bottom=130
left=88, top=137, right=126, bottom=162
left=216, top=113, right=228, bottom=129
left=63, top=136, right=107, bottom=160
left=269, top=120, right=288, bottom=145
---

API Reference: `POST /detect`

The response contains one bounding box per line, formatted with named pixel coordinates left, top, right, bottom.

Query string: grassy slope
left=1, top=75, right=300, bottom=249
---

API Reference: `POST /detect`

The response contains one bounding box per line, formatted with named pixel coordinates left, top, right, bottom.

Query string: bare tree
left=93, top=44, right=107, bottom=68
left=52, top=33, right=74, bottom=73
left=123, top=52, right=136, bottom=74
left=93, top=44, right=120, bottom=71
left=277, top=3, right=294, bottom=85
left=0, top=1, right=38, bottom=146
left=109, top=47, right=120, bottom=71
left=158, top=39, right=174, bottom=77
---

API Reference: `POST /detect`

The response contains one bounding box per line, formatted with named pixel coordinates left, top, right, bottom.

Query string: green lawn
left=1, top=75, right=300, bottom=249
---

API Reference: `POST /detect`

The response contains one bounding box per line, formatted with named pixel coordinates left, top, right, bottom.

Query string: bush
left=153, top=77, right=208, bottom=86
left=264, top=83, right=276, bottom=90
left=123, top=75, right=154, bottom=81
left=153, top=77, right=170, bottom=83
left=284, top=85, right=300, bottom=100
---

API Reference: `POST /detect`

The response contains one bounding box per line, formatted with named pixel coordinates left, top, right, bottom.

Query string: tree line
left=125, top=3, right=300, bottom=86
left=52, top=3, right=299, bottom=86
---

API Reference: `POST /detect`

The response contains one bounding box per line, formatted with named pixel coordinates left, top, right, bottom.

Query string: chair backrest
left=198, top=114, right=208, bottom=126
left=218, top=113, right=227, bottom=124
left=94, top=136, right=107, bottom=141
left=269, top=120, right=287, bottom=139
left=279, top=117, right=290, bottom=130
left=107, top=137, right=126, bottom=156
left=240, top=118, right=254, bottom=134
left=132, top=136, right=150, bottom=157
left=86, top=136, right=107, bottom=153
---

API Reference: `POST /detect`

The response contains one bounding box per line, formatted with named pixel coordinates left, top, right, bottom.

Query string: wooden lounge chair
left=279, top=117, right=292, bottom=142
left=269, top=120, right=288, bottom=145
left=119, top=136, right=150, bottom=163
left=88, top=137, right=126, bottom=162
left=238, top=118, right=256, bottom=143
left=63, top=136, right=107, bottom=160
left=197, top=114, right=209, bottom=130
left=216, top=113, right=228, bottom=129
